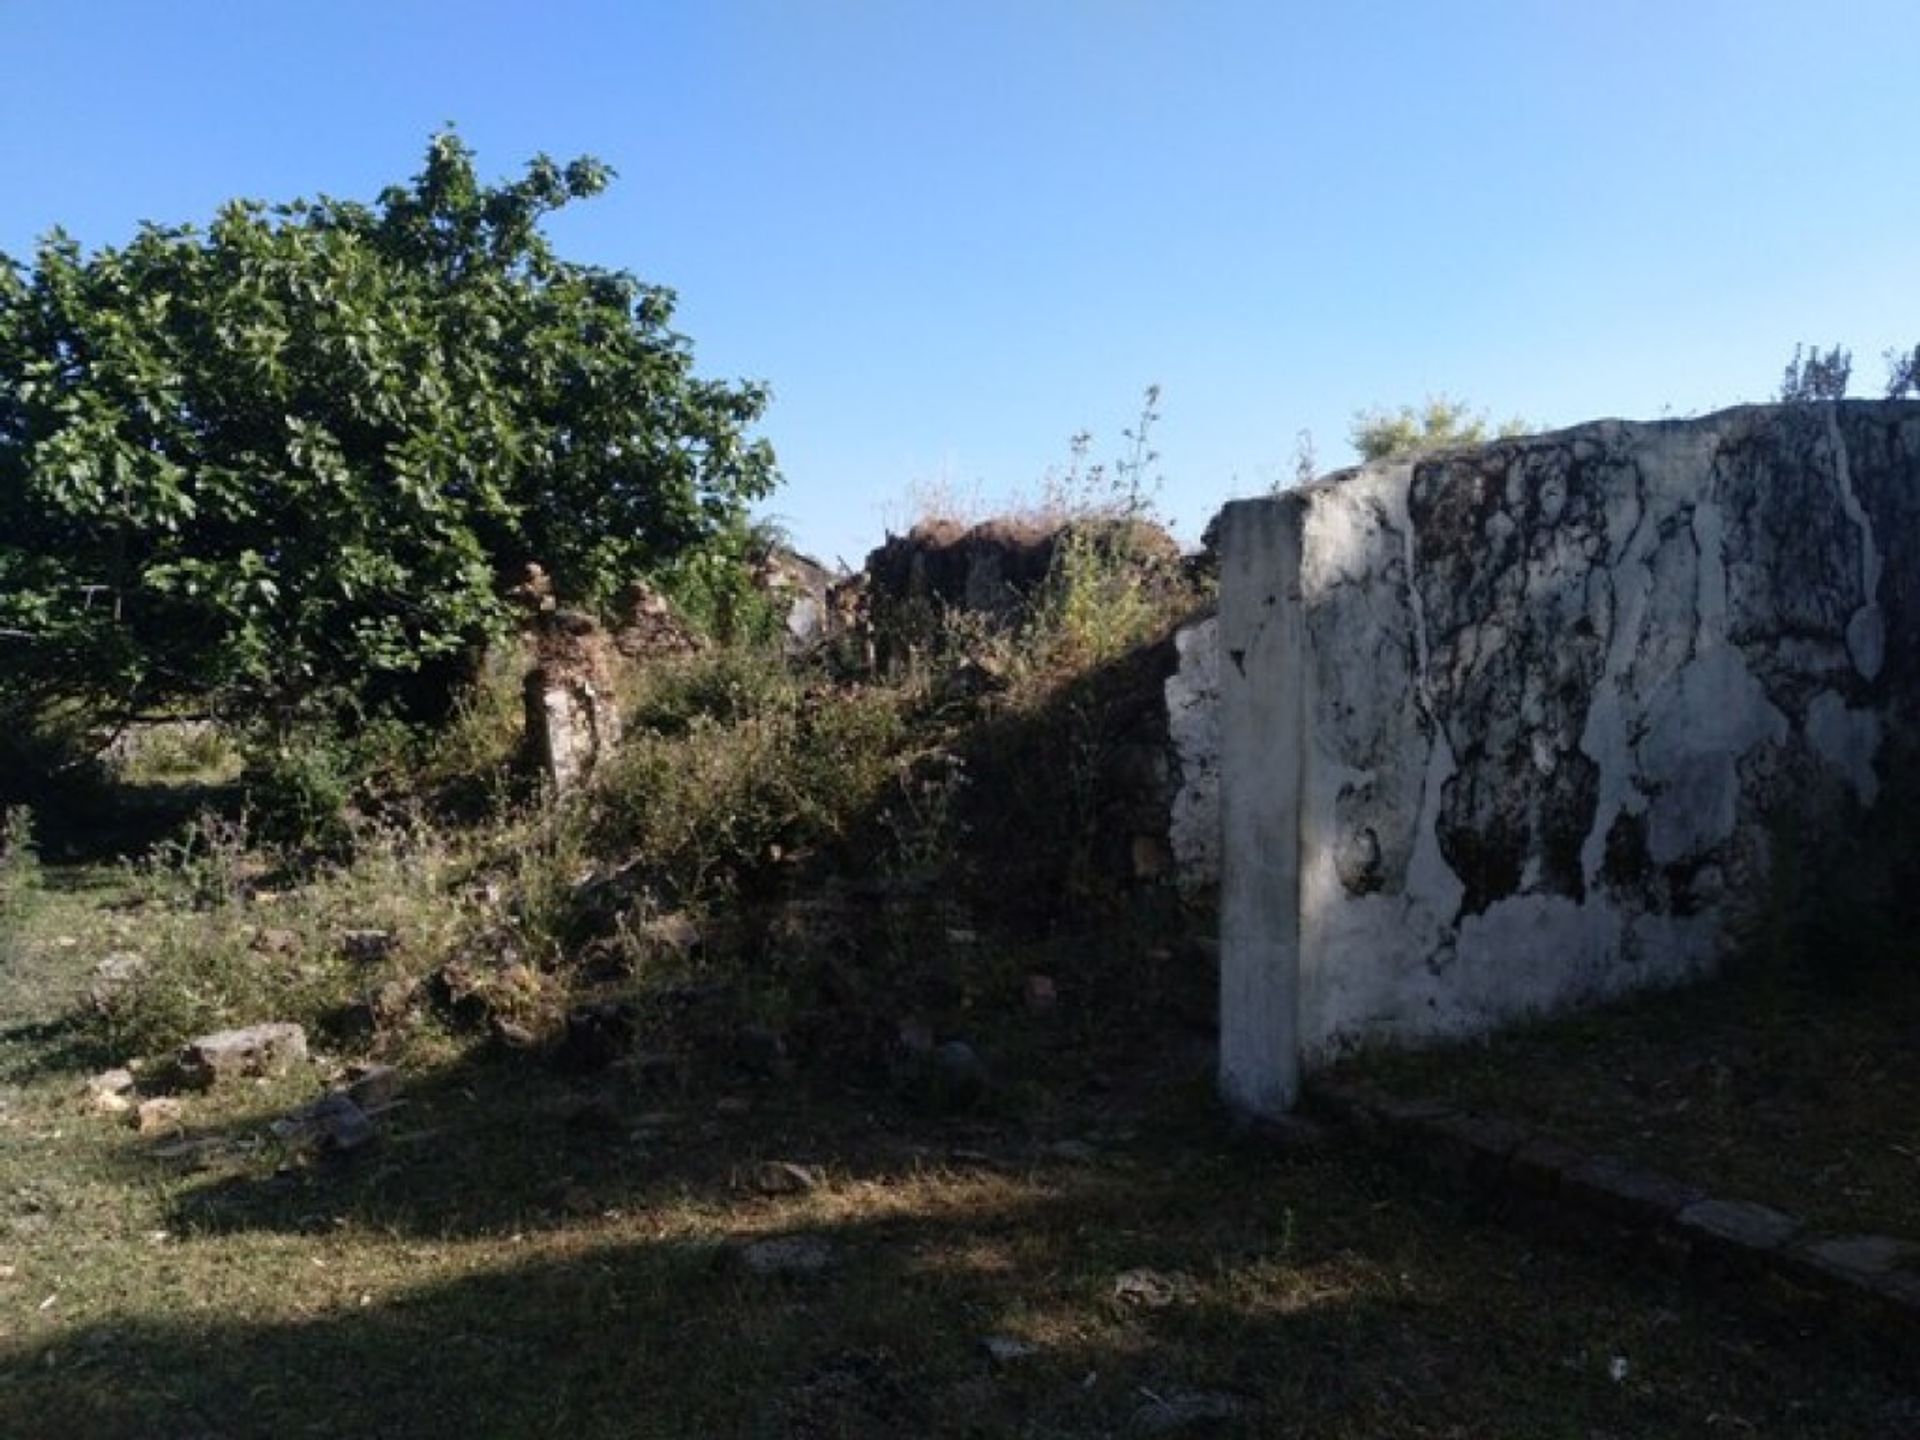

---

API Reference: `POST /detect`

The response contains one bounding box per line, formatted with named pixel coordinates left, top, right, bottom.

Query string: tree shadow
left=0, top=1009, right=115, bottom=1084
left=10, top=1110, right=1917, bottom=1440
left=119, top=1018, right=1218, bottom=1245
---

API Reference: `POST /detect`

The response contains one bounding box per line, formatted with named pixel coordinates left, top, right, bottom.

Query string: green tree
left=1884, top=344, right=1919, bottom=399
left=1778, top=343, right=1852, bottom=402
left=1349, top=395, right=1526, bottom=463
left=0, top=133, right=776, bottom=738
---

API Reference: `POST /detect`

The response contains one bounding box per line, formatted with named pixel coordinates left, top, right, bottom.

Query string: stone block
left=740, top=1234, right=836, bottom=1275
left=180, top=1023, right=309, bottom=1086
left=1421, top=1110, right=1532, bottom=1184
left=1796, top=1232, right=1920, bottom=1277
left=1506, top=1136, right=1586, bottom=1197
left=86, top=952, right=148, bottom=1013
left=339, top=929, right=396, bottom=964
left=1560, top=1154, right=1705, bottom=1229
left=271, top=1092, right=376, bottom=1153
left=1674, top=1198, right=1802, bottom=1261
left=1781, top=1232, right=1920, bottom=1296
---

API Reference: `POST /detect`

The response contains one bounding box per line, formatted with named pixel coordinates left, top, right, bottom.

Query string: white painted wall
left=1216, top=403, right=1920, bottom=1114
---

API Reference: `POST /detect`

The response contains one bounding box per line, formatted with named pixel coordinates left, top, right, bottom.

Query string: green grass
left=1344, top=963, right=1920, bottom=1242
left=2, top=880, right=1914, bottom=1439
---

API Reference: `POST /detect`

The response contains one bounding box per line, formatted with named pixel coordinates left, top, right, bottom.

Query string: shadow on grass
left=129, top=1021, right=1214, bottom=1243
left=9, top=1113, right=1919, bottom=1440
left=0, top=1010, right=115, bottom=1084
left=22, top=777, right=245, bottom=867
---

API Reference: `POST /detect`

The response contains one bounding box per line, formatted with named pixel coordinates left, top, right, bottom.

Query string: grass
left=1343, top=961, right=1920, bottom=1242
left=3, top=474, right=1914, bottom=1435
left=2, top=881, right=1916, bottom=1439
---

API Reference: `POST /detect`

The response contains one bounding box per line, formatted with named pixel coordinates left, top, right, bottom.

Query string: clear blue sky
left=5, top=1, right=1915, bottom=564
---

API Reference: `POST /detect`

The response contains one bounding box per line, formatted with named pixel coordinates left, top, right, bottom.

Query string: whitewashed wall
left=1215, top=403, right=1920, bottom=1114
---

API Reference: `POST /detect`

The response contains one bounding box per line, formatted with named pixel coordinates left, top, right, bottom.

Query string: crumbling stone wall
left=1165, top=615, right=1222, bottom=895
left=862, top=517, right=1183, bottom=670
left=1216, top=402, right=1920, bottom=1115
left=523, top=609, right=623, bottom=793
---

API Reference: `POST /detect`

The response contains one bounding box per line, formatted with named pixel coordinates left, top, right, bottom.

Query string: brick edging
left=1303, top=1078, right=1920, bottom=1335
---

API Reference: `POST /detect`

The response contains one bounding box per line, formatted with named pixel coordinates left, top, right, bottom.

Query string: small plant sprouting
left=1037, top=385, right=1178, bottom=666
left=0, top=807, right=43, bottom=951
left=885, top=750, right=970, bottom=880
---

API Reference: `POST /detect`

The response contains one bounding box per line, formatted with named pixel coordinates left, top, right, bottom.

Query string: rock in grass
left=84, top=1069, right=136, bottom=1115
left=134, top=1097, right=185, bottom=1135
left=250, top=927, right=301, bottom=957
left=86, top=1068, right=135, bottom=1097
left=271, top=1092, right=376, bottom=1153
left=364, top=977, right=421, bottom=1032
left=751, top=1160, right=823, bottom=1196
left=980, top=1335, right=1038, bottom=1365
left=338, top=928, right=396, bottom=964
left=1112, top=1268, right=1197, bottom=1310
left=342, top=1062, right=400, bottom=1111
left=1132, top=1389, right=1245, bottom=1433
left=179, top=1023, right=308, bottom=1087
left=740, top=1234, right=837, bottom=1275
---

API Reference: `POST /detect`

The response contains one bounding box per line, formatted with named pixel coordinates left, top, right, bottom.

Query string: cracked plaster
left=1216, top=403, right=1920, bottom=1108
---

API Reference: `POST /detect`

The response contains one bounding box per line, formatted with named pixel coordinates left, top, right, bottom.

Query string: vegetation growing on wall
left=1778, top=343, right=1853, bottom=402
left=1348, top=395, right=1527, bottom=462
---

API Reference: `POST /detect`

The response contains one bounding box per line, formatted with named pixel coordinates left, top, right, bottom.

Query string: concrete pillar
left=1216, top=497, right=1306, bottom=1116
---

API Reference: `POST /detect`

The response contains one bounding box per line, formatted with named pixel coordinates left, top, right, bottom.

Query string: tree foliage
left=1885, top=344, right=1920, bottom=399
left=0, top=133, right=777, bottom=735
left=1778, top=343, right=1853, bottom=402
left=1349, top=395, right=1527, bottom=463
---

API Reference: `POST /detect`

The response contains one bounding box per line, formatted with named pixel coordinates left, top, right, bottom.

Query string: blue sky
left=4, top=1, right=1915, bottom=564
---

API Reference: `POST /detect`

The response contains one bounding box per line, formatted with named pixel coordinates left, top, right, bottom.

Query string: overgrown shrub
left=241, top=718, right=426, bottom=859
left=1035, top=518, right=1186, bottom=669
left=106, top=722, right=241, bottom=786
left=412, top=641, right=533, bottom=817
left=586, top=646, right=913, bottom=911
left=102, top=812, right=470, bottom=1058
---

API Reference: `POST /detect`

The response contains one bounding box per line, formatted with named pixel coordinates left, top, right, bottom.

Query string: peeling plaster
left=1165, top=616, right=1222, bottom=891
left=1216, top=404, right=1920, bottom=1104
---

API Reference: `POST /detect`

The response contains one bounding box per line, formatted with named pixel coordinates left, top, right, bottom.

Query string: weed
left=0, top=806, right=42, bottom=957
left=106, top=721, right=242, bottom=786
left=140, top=809, right=259, bottom=911
left=94, top=809, right=475, bottom=1059
left=414, top=641, right=531, bottom=813
left=1029, top=388, right=1188, bottom=669
left=882, top=750, right=970, bottom=881
left=586, top=652, right=911, bottom=913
